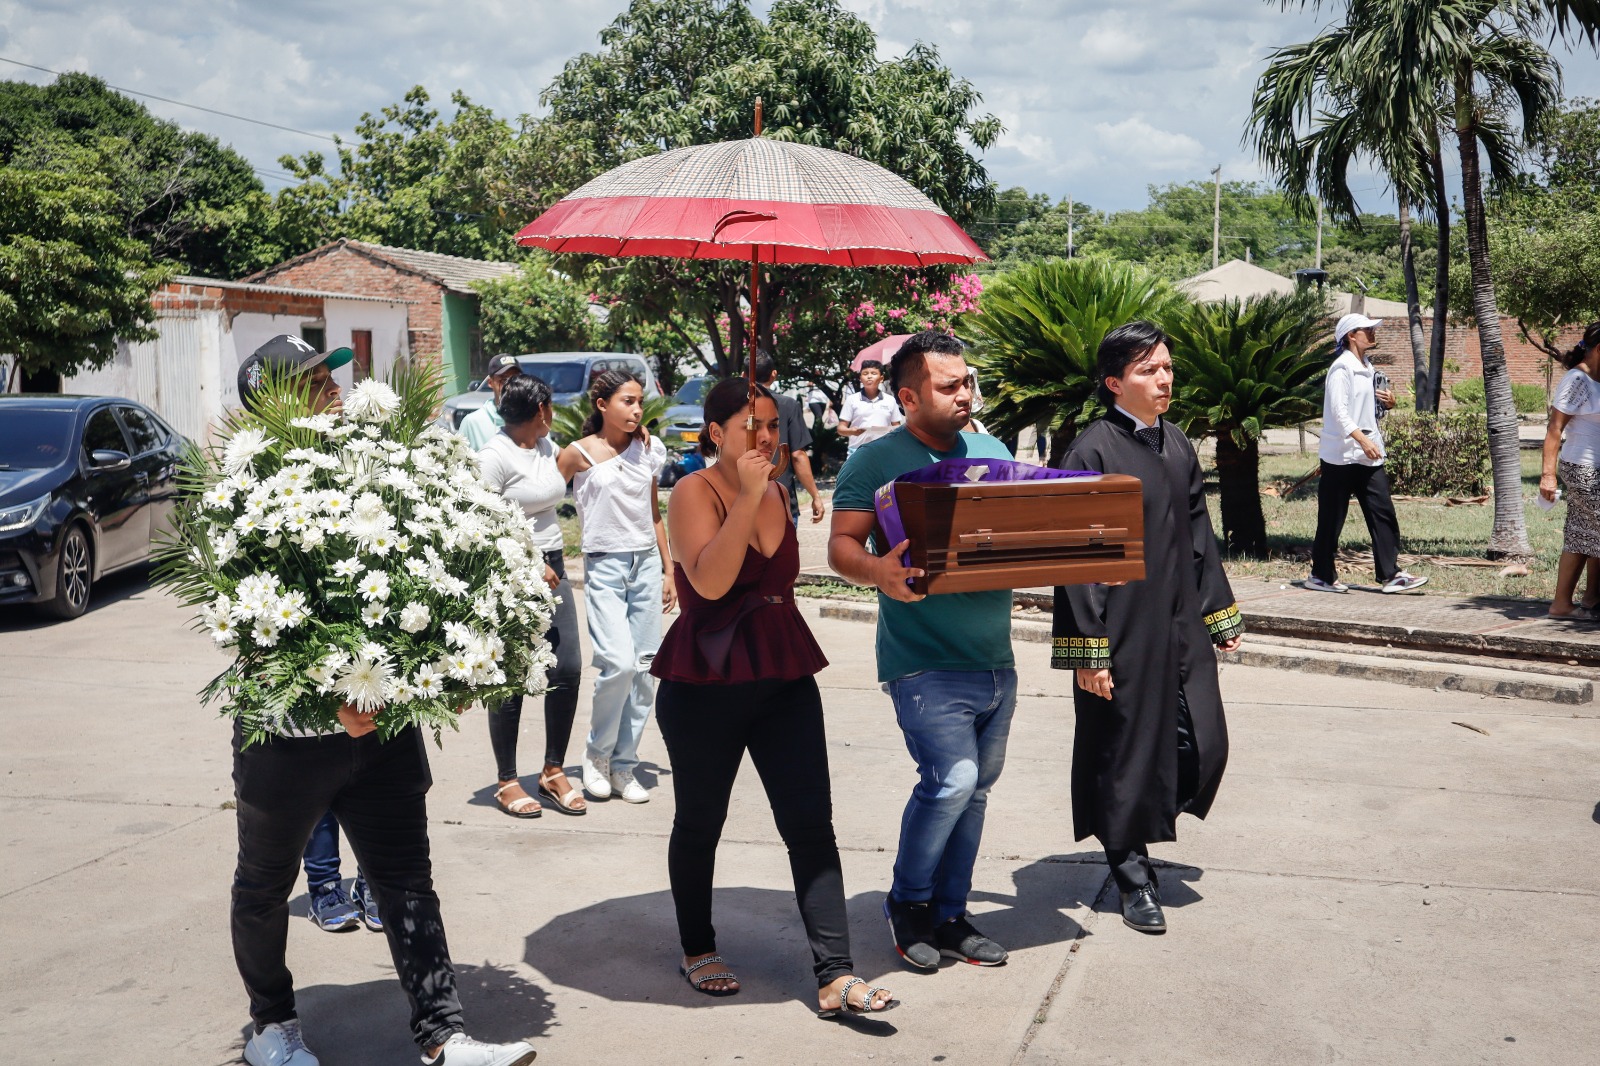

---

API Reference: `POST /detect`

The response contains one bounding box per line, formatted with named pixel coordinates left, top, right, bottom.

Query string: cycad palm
left=962, top=258, right=1183, bottom=467
left=1167, top=291, right=1329, bottom=558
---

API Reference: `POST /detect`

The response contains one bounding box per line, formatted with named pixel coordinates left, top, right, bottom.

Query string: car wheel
left=40, top=525, right=93, bottom=620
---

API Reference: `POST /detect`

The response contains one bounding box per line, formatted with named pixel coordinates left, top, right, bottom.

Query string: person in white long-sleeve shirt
left=1306, top=314, right=1428, bottom=594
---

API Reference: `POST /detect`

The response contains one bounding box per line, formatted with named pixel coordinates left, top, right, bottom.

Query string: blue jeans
left=583, top=548, right=663, bottom=775
left=886, top=669, right=1017, bottom=923
left=302, top=811, right=341, bottom=892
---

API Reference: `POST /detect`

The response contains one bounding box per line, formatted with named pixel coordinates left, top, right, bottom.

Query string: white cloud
left=4, top=0, right=1599, bottom=213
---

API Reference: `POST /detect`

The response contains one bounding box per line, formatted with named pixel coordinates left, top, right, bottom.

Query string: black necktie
left=1135, top=426, right=1162, bottom=454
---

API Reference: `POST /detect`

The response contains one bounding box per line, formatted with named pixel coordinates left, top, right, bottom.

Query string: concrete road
left=3, top=572, right=1596, bottom=1065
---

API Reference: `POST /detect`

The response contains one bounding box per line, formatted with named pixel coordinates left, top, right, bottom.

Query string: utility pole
left=1315, top=196, right=1323, bottom=269
left=1066, top=195, right=1074, bottom=257
left=1210, top=164, right=1222, bottom=269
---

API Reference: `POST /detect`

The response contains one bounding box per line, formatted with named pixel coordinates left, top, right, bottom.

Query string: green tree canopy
left=0, top=146, right=168, bottom=383
left=0, top=73, right=280, bottom=277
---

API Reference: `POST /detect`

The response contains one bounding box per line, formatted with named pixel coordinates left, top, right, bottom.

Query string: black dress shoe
left=1120, top=884, right=1166, bottom=934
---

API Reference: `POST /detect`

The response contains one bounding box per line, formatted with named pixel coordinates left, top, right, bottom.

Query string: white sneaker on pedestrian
left=1303, top=574, right=1349, bottom=593
left=581, top=755, right=612, bottom=799
left=420, top=1032, right=537, bottom=1066
left=609, top=769, right=649, bottom=804
left=243, top=1019, right=320, bottom=1066
left=1381, top=571, right=1429, bottom=593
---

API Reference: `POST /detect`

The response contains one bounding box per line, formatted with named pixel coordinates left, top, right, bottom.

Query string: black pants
left=1103, top=689, right=1199, bottom=894
left=656, top=676, right=853, bottom=986
left=488, top=551, right=583, bottom=780
left=231, top=724, right=463, bottom=1050
left=1312, top=460, right=1402, bottom=583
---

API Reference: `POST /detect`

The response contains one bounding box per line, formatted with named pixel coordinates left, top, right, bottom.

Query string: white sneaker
left=421, top=1032, right=537, bottom=1066
left=609, top=769, right=649, bottom=804
left=580, top=755, right=612, bottom=799
left=244, top=1020, right=320, bottom=1066
left=1382, top=571, right=1429, bottom=594
left=1303, top=574, right=1349, bottom=593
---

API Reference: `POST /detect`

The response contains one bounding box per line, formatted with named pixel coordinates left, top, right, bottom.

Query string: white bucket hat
left=1335, top=312, right=1383, bottom=345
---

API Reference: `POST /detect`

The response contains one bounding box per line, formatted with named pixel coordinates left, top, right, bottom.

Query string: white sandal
left=495, top=782, right=542, bottom=819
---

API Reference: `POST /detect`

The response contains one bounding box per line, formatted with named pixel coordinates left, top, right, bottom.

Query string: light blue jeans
left=886, top=668, right=1017, bottom=923
left=583, top=548, right=663, bottom=775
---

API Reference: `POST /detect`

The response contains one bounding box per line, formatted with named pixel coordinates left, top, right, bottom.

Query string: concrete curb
left=814, top=601, right=1595, bottom=706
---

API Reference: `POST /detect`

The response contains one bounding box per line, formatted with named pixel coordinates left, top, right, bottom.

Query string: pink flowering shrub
left=845, top=272, right=983, bottom=338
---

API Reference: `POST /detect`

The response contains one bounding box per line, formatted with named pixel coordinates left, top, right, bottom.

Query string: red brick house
left=246, top=239, right=519, bottom=394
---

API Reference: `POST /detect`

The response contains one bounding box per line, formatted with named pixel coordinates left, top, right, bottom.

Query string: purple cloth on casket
left=873, top=459, right=1101, bottom=578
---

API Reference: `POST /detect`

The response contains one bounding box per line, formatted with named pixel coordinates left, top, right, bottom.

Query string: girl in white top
left=557, top=370, right=675, bottom=803
left=838, top=360, right=902, bottom=450
left=1539, top=322, right=1600, bottom=618
left=477, top=375, right=588, bottom=816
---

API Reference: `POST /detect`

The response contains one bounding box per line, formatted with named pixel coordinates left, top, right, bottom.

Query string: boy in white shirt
left=838, top=359, right=902, bottom=450
left=1307, top=314, right=1428, bottom=594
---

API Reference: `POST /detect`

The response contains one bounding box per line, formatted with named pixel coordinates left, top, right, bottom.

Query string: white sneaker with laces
left=609, top=769, right=649, bottom=804
left=1303, top=574, right=1349, bottom=593
left=421, top=1032, right=537, bottom=1066
left=243, top=1019, right=320, bottom=1066
left=580, top=755, right=612, bottom=799
left=1382, top=571, right=1429, bottom=593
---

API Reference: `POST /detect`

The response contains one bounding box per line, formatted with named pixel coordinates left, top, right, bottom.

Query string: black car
left=0, top=395, right=188, bottom=619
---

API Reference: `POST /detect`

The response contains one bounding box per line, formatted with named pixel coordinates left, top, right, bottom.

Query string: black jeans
left=1312, top=460, right=1402, bottom=583
left=231, top=724, right=463, bottom=1050
left=488, top=551, right=583, bottom=780
left=656, top=676, right=853, bottom=986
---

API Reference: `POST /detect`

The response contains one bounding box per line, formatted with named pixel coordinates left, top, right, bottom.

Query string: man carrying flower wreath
left=219, top=335, right=539, bottom=1066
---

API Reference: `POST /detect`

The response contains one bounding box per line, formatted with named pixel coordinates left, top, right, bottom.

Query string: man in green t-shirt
left=459, top=355, right=523, bottom=450
left=829, top=331, right=1016, bottom=972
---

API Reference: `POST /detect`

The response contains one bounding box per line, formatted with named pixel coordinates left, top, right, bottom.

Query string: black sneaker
left=934, top=914, right=1009, bottom=966
left=883, top=897, right=940, bottom=970
left=351, top=875, right=382, bottom=932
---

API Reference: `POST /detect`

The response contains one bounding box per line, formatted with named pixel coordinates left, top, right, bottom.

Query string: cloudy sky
left=5, top=0, right=1599, bottom=213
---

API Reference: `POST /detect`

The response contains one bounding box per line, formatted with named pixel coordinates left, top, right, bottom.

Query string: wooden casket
left=874, top=472, right=1145, bottom=595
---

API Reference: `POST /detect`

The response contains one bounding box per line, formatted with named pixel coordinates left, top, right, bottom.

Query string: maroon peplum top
left=651, top=506, right=828, bottom=685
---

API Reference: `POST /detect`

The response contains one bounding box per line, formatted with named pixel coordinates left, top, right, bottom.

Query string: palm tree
left=961, top=258, right=1183, bottom=467
left=1166, top=291, right=1330, bottom=558
left=1273, top=0, right=1584, bottom=558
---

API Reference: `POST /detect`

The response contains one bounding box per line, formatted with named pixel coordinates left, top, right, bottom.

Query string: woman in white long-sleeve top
left=1306, top=314, right=1428, bottom=595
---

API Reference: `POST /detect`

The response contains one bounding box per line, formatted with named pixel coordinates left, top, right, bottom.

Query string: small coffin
left=874, top=467, right=1145, bottom=595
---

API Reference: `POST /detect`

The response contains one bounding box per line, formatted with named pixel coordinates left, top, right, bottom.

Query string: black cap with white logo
left=485, top=354, right=524, bottom=379
left=237, top=335, right=354, bottom=410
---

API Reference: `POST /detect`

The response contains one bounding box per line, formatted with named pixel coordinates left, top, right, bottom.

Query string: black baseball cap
left=486, top=354, right=524, bottom=379
left=237, top=335, right=354, bottom=410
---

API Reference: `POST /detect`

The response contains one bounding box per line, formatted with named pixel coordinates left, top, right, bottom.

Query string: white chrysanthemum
left=320, top=490, right=349, bottom=515
left=210, top=530, right=239, bottom=562
left=343, top=380, right=402, bottom=423
left=225, top=468, right=258, bottom=493
left=208, top=614, right=239, bottom=645
left=290, top=413, right=338, bottom=433
left=360, top=603, right=387, bottom=626
left=203, top=484, right=234, bottom=510
left=443, top=621, right=476, bottom=648
left=332, top=557, right=363, bottom=578
left=334, top=654, right=393, bottom=712
left=398, top=603, right=431, bottom=633
left=357, top=571, right=391, bottom=602
left=444, top=651, right=476, bottom=681
left=251, top=619, right=280, bottom=647
left=404, top=557, right=431, bottom=579
left=285, top=512, right=313, bottom=534
left=322, top=514, right=351, bottom=536
left=361, top=530, right=396, bottom=557
left=351, top=492, right=386, bottom=519
left=298, top=526, right=326, bottom=551
left=222, top=428, right=274, bottom=474
left=233, top=512, right=263, bottom=536
left=269, top=591, right=310, bottom=629
left=411, top=663, right=445, bottom=698
left=307, top=648, right=350, bottom=692
left=393, top=535, right=412, bottom=555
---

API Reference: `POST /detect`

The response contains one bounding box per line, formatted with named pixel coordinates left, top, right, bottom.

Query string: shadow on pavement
left=0, top=562, right=156, bottom=632
left=247, top=961, right=553, bottom=1065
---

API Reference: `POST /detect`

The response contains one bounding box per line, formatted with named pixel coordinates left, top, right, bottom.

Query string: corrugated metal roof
left=170, top=275, right=414, bottom=305
left=342, top=241, right=519, bottom=294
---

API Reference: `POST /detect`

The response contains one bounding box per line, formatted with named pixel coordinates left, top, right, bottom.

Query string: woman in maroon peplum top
left=652, top=378, right=895, bottom=1018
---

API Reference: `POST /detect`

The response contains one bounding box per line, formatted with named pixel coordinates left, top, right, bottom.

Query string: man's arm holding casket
left=829, top=509, right=926, bottom=603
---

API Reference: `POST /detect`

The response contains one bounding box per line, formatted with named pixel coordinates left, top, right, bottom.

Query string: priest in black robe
left=1051, top=320, right=1243, bottom=934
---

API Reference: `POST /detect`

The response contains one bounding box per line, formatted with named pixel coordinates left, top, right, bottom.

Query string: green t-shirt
left=459, top=401, right=505, bottom=451
left=832, top=426, right=1017, bottom=683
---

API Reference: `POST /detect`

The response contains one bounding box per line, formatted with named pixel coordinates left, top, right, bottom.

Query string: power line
left=0, top=55, right=339, bottom=143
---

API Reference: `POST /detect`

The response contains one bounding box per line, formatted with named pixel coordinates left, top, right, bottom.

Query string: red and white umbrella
left=516, top=136, right=986, bottom=267
left=852, top=333, right=915, bottom=372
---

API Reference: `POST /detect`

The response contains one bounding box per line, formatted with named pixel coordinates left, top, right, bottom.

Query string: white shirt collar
left=1115, top=404, right=1158, bottom=432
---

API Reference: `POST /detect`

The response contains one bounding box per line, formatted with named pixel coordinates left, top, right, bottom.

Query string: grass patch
left=794, top=575, right=878, bottom=601
left=1210, top=450, right=1564, bottom=598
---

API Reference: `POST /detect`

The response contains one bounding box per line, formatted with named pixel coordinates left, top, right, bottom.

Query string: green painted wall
left=441, top=293, right=477, bottom=395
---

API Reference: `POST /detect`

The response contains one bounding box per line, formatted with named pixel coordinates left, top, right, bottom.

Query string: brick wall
left=252, top=248, right=445, bottom=374
left=1368, top=317, right=1582, bottom=400
left=153, top=282, right=227, bottom=314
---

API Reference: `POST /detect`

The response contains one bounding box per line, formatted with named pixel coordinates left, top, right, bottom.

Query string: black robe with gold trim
left=1051, top=409, right=1242, bottom=848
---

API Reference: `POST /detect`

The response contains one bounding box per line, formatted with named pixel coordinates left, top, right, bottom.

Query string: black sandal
left=818, top=975, right=896, bottom=1018
left=680, top=954, right=740, bottom=997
